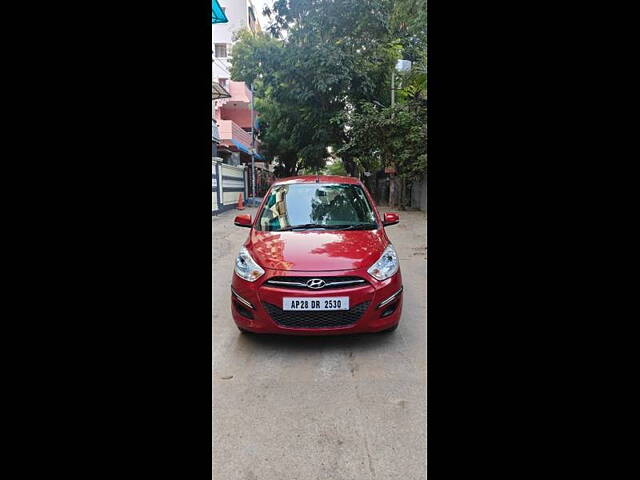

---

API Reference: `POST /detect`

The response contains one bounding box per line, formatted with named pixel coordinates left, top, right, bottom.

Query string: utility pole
left=391, top=71, right=395, bottom=108
left=390, top=67, right=396, bottom=207
left=250, top=83, right=256, bottom=199
left=393, top=59, right=412, bottom=107
left=390, top=60, right=412, bottom=209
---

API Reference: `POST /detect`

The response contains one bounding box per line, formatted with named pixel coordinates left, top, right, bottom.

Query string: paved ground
left=213, top=206, right=427, bottom=480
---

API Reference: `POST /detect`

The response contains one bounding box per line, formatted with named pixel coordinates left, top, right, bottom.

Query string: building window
left=215, top=44, right=227, bottom=58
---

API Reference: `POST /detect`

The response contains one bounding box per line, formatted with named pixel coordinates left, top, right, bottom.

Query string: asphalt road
left=213, top=206, right=427, bottom=480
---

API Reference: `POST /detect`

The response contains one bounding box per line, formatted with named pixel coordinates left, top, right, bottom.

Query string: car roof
left=272, top=175, right=361, bottom=186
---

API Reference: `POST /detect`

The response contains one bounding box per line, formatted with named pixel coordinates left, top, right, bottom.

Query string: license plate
left=283, top=297, right=349, bottom=311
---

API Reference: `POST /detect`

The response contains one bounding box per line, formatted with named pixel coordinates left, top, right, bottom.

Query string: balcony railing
left=217, top=120, right=259, bottom=150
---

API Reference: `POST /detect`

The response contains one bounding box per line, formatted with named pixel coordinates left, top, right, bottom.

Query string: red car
left=230, top=175, right=403, bottom=335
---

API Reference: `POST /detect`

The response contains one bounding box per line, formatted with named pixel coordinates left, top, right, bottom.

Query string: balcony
left=218, top=120, right=253, bottom=147
left=217, top=81, right=252, bottom=108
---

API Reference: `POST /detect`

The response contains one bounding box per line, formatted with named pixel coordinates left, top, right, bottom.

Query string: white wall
left=212, top=0, right=247, bottom=44
left=212, top=59, right=229, bottom=83
left=212, top=0, right=262, bottom=81
left=213, top=0, right=244, bottom=82
left=411, top=175, right=427, bottom=211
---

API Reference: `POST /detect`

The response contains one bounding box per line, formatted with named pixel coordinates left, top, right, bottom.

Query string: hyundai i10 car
left=230, top=175, right=403, bottom=335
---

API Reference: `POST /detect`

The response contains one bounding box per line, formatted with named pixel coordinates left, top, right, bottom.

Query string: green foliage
left=230, top=0, right=426, bottom=180
left=389, top=0, right=427, bottom=64
left=324, top=160, right=348, bottom=176
left=336, top=97, right=426, bottom=184
left=397, top=71, right=427, bottom=103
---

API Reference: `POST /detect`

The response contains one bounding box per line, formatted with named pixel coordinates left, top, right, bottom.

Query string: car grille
left=263, top=276, right=368, bottom=290
left=262, top=301, right=370, bottom=328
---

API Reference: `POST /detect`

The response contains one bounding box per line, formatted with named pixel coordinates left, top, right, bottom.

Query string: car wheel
left=380, top=323, right=399, bottom=333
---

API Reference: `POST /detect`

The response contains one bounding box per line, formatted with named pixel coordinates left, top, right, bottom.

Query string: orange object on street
left=237, top=193, right=245, bottom=210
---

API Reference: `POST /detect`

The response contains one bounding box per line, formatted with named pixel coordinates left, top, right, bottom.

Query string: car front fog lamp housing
left=234, top=246, right=265, bottom=282
left=367, top=244, right=399, bottom=281
left=231, top=288, right=255, bottom=309
left=377, top=287, right=404, bottom=309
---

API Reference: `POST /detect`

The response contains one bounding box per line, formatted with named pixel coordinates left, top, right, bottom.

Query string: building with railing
left=214, top=81, right=264, bottom=165
left=212, top=1, right=265, bottom=167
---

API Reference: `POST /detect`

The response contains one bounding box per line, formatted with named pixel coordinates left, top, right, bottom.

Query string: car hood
left=247, top=229, right=388, bottom=271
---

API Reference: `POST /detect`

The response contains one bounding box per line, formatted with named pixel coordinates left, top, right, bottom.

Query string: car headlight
left=367, top=244, right=399, bottom=281
left=234, top=246, right=265, bottom=282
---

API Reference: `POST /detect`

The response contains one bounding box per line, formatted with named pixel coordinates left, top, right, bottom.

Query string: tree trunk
left=389, top=175, right=401, bottom=208
left=342, top=156, right=358, bottom=177
left=283, top=155, right=298, bottom=177
left=400, top=176, right=408, bottom=210
left=364, top=175, right=376, bottom=200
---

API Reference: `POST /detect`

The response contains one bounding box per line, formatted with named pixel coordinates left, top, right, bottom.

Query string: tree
left=335, top=89, right=426, bottom=209
left=230, top=0, right=426, bottom=200
left=389, top=0, right=427, bottom=65
left=231, top=1, right=400, bottom=177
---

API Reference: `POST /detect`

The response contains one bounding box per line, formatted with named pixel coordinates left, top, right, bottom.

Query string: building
left=212, top=0, right=266, bottom=176
left=212, top=0, right=261, bottom=82
left=212, top=0, right=274, bottom=197
left=214, top=80, right=262, bottom=166
left=212, top=80, right=231, bottom=158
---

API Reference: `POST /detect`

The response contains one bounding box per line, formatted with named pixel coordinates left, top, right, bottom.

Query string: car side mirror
left=383, top=212, right=399, bottom=226
left=234, top=214, right=252, bottom=228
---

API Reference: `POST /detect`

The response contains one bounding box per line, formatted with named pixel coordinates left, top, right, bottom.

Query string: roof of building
left=212, top=81, right=231, bottom=100
left=273, top=175, right=361, bottom=185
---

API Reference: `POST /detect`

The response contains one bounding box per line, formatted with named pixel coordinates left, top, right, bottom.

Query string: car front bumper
left=230, top=268, right=403, bottom=335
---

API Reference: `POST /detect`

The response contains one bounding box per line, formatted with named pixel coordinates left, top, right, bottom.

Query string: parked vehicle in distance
left=230, top=175, right=402, bottom=335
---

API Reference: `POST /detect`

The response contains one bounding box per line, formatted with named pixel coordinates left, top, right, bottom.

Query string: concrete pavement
left=213, top=206, right=427, bottom=480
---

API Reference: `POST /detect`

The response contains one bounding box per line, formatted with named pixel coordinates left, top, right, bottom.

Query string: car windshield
left=256, top=183, right=378, bottom=232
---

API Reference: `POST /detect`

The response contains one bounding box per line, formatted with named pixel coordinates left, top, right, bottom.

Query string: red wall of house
left=219, top=106, right=253, bottom=129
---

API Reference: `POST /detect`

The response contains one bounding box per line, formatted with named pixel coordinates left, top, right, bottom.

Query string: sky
left=254, top=0, right=271, bottom=31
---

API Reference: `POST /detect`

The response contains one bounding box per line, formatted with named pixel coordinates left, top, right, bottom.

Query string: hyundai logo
left=306, top=278, right=326, bottom=289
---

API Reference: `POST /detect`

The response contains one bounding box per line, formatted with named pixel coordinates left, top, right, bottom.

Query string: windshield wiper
left=273, top=223, right=378, bottom=232
left=275, top=223, right=331, bottom=231
left=329, top=224, right=378, bottom=230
